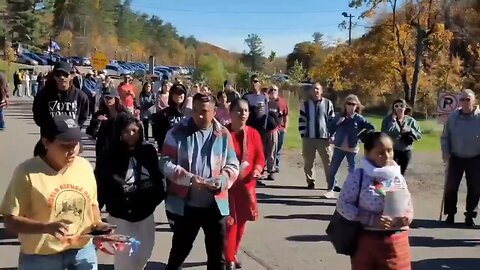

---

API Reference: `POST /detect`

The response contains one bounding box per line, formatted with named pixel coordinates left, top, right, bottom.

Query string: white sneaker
left=323, top=190, right=336, bottom=199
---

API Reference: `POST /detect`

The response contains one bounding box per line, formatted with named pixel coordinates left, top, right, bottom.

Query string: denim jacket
left=328, top=113, right=375, bottom=148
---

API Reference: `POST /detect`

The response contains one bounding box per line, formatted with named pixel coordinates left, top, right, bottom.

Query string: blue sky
left=131, top=0, right=383, bottom=56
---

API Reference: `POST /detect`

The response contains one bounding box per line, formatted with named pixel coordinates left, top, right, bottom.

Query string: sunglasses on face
left=346, top=102, right=357, bottom=106
left=460, top=98, right=471, bottom=102
left=104, top=96, right=114, bottom=100
left=54, top=71, right=69, bottom=78
left=394, top=104, right=406, bottom=109
left=252, top=80, right=260, bottom=84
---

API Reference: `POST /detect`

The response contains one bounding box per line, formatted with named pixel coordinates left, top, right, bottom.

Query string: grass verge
left=284, top=99, right=442, bottom=152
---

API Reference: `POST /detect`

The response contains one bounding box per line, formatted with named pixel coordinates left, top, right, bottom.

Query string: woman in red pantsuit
left=225, top=98, right=265, bottom=270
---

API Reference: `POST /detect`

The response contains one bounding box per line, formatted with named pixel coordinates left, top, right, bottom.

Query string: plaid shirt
left=159, top=117, right=239, bottom=216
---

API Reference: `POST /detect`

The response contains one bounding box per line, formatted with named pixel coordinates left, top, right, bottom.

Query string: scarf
left=361, top=158, right=407, bottom=197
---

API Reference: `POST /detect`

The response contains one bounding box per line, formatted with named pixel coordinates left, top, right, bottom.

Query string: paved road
left=1, top=98, right=480, bottom=270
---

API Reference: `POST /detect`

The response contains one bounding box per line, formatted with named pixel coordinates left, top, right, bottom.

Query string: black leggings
left=143, top=119, right=150, bottom=140
left=394, top=150, right=412, bottom=175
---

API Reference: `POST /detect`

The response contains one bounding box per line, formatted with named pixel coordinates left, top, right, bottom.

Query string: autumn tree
left=289, top=60, right=307, bottom=82
left=349, top=0, right=454, bottom=107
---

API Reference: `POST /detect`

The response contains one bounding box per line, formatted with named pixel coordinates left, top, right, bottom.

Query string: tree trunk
left=410, top=27, right=426, bottom=107
left=401, top=69, right=411, bottom=102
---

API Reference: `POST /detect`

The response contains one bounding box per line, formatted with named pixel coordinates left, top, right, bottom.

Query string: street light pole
left=342, top=12, right=354, bottom=46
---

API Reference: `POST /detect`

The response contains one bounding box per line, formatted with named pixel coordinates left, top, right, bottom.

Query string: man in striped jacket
left=299, top=82, right=335, bottom=189
left=160, top=92, right=239, bottom=270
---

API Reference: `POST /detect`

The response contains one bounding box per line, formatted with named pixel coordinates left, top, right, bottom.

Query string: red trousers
left=352, top=230, right=411, bottom=270
left=224, top=217, right=247, bottom=263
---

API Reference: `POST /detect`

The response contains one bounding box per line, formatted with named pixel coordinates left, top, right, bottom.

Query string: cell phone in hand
left=87, top=228, right=113, bottom=236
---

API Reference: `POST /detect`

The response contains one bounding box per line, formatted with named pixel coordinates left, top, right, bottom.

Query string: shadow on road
left=99, top=261, right=205, bottom=269
left=409, top=236, right=480, bottom=248
left=258, top=184, right=326, bottom=191
left=285, top=234, right=330, bottom=242
left=257, top=193, right=336, bottom=207
left=411, top=258, right=480, bottom=270
left=264, top=213, right=333, bottom=221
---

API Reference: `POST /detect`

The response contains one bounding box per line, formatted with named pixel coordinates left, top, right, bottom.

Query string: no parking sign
left=437, top=92, right=460, bottom=124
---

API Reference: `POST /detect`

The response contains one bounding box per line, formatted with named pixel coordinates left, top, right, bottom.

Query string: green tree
left=242, top=33, right=264, bottom=71
left=193, top=55, right=226, bottom=90
left=312, top=32, right=324, bottom=45
left=289, top=60, right=306, bottom=82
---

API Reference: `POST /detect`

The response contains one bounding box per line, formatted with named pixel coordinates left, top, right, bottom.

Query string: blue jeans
left=18, top=243, right=97, bottom=270
left=32, top=83, right=38, bottom=96
left=327, top=148, right=356, bottom=190
left=0, top=107, right=4, bottom=129
left=276, top=130, right=286, bottom=170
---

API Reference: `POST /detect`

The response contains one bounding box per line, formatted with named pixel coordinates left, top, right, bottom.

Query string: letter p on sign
left=437, top=92, right=459, bottom=114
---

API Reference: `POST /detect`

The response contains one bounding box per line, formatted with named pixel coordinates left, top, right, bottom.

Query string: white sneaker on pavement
left=322, top=190, right=335, bottom=199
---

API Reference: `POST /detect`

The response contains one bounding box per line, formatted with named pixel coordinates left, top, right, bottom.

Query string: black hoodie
left=96, top=112, right=166, bottom=222
left=32, top=79, right=89, bottom=128
left=152, top=84, right=186, bottom=146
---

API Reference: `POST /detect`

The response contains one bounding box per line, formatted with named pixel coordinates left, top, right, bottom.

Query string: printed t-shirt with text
left=0, top=156, right=98, bottom=255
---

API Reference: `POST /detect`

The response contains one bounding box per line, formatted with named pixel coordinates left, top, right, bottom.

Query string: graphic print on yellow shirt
left=0, top=156, right=98, bottom=255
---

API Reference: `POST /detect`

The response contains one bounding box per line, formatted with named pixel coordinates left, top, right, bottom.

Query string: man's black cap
left=53, top=61, right=72, bottom=74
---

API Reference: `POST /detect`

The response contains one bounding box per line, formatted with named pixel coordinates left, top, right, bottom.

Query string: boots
left=226, top=262, right=236, bottom=270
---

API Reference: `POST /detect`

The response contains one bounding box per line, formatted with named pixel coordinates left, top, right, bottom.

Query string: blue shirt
left=187, top=127, right=216, bottom=208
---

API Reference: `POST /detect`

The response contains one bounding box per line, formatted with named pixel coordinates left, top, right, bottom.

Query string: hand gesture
left=191, top=175, right=205, bottom=188
left=252, top=169, right=262, bottom=179
left=374, top=215, right=393, bottom=230
left=44, top=219, right=72, bottom=240
left=401, top=127, right=411, bottom=133
left=97, top=115, right=108, bottom=121
left=392, top=216, right=410, bottom=228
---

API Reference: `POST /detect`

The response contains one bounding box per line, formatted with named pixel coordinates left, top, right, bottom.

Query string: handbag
left=326, top=169, right=364, bottom=256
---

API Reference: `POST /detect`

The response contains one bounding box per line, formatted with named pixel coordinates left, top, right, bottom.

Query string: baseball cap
left=102, top=88, right=118, bottom=98
left=41, top=115, right=85, bottom=142
left=170, top=84, right=187, bottom=95
left=53, top=61, right=72, bottom=74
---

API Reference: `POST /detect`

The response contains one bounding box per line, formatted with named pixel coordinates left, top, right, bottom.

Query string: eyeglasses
left=394, top=104, right=406, bottom=109
left=268, top=88, right=278, bottom=92
left=104, top=96, right=114, bottom=100
left=346, top=102, right=357, bottom=106
left=252, top=80, right=260, bottom=84
left=460, top=98, right=471, bottom=102
left=53, top=71, right=69, bottom=78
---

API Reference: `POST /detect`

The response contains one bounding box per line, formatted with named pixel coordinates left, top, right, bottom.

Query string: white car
left=105, top=64, right=133, bottom=77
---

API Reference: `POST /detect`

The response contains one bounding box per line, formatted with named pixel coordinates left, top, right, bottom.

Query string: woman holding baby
left=337, top=132, right=414, bottom=270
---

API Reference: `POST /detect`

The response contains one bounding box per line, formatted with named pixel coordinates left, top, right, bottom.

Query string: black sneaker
left=266, top=173, right=275, bottom=181
left=445, top=214, right=455, bottom=225
left=307, top=182, right=315, bottom=189
left=333, top=186, right=342, bottom=192
left=256, top=180, right=266, bottom=187
left=465, top=217, right=475, bottom=227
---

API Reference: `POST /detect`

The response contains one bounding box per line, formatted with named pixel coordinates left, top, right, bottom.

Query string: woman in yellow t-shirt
left=0, top=115, right=113, bottom=270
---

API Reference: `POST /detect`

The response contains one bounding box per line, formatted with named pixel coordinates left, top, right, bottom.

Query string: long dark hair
left=97, top=96, right=126, bottom=117
left=168, top=83, right=187, bottom=109
left=140, top=82, right=152, bottom=96
left=112, top=112, right=144, bottom=150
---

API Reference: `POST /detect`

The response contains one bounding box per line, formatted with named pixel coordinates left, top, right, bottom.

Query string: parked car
left=16, top=54, right=38, bottom=65
left=23, top=52, right=48, bottom=65
left=105, top=64, right=133, bottom=77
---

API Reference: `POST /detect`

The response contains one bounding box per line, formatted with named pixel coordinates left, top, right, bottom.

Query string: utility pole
left=342, top=12, right=354, bottom=46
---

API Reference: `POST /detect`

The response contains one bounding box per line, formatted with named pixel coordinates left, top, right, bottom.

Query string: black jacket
left=152, top=106, right=184, bottom=146
left=86, top=105, right=128, bottom=166
left=96, top=142, right=166, bottom=222
left=32, top=82, right=89, bottom=127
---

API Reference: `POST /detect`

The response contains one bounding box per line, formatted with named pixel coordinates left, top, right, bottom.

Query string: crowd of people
left=1, top=60, right=479, bottom=270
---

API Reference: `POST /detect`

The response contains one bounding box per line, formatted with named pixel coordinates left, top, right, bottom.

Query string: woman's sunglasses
left=394, top=103, right=406, bottom=109
left=346, top=102, right=357, bottom=106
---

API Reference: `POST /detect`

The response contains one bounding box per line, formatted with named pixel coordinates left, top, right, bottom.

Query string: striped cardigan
left=159, top=117, right=239, bottom=217
left=298, top=98, right=335, bottom=139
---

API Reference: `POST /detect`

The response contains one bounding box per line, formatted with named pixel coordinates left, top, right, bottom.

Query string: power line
left=132, top=5, right=346, bottom=15
left=184, top=24, right=341, bottom=31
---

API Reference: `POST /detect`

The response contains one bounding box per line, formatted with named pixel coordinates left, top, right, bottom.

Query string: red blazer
left=229, top=126, right=265, bottom=221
